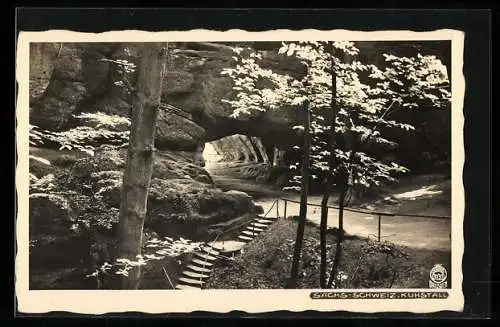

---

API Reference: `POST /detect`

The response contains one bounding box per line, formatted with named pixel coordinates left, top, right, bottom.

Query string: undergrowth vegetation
left=29, top=112, right=130, bottom=159
left=206, top=219, right=451, bottom=289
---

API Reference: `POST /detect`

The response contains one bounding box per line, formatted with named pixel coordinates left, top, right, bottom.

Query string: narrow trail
left=207, top=162, right=451, bottom=251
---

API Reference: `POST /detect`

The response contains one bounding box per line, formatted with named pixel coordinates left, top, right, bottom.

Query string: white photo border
left=16, top=29, right=465, bottom=314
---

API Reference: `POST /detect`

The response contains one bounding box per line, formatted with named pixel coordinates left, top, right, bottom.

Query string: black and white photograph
left=16, top=28, right=466, bottom=314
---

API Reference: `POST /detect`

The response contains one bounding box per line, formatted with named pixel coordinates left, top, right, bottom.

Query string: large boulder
left=155, top=105, right=207, bottom=150
left=68, top=146, right=211, bottom=186
left=30, top=44, right=87, bottom=130
left=153, top=151, right=212, bottom=183
left=29, top=193, right=76, bottom=235
left=61, top=146, right=257, bottom=240
left=93, top=174, right=259, bottom=240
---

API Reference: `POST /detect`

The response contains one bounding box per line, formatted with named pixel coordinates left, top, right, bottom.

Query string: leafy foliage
left=100, top=58, right=137, bottom=94
left=30, top=55, right=136, bottom=160
left=86, top=236, right=203, bottom=284
left=29, top=112, right=131, bottom=156
left=220, top=41, right=451, bottom=194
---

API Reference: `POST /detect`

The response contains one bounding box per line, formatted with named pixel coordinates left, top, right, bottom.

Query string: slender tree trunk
left=252, top=136, right=270, bottom=164
left=286, top=103, right=310, bottom=289
left=228, top=137, right=239, bottom=161
left=239, top=135, right=258, bottom=163
left=327, top=165, right=348, bottom=288
left=116, top=43, right=168, bottom=289
left=319, top=180, right=330, bottom=288
left=272, top=146, right=279, bottom=166
left=320, top=42, right=338, bottom=288
left=325, top=101, right=392, bottom=288
left=248, top=137, right=264, bottom=163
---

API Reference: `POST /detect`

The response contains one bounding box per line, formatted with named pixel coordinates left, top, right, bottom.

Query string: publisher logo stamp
left=429, top=264, right=448, bottom=289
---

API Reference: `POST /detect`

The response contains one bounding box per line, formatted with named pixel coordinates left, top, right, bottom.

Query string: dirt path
left=255, top=197, right=451, bottom=251
left=211, top=173, right=451, bottom=251
left=211, top=175, right=287, bottom=198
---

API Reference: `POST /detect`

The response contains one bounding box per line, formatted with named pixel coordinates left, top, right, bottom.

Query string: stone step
left=242, top=230, right=260, bottom=237
left=238, top=235, right=254, bottom=242
left=175, top=284, right=201, bottom=290
left=194, top=252, right=218, bottom=262
left=256, top=218, right=276, bottom=224
left=245, top=226, right=265, bottom=233
left=210, top=241, right=246, bottom=254
left=177, top=277, right=205, bottom=287
left=182, top=270, right=210, bottom=280
left=185, top=264, right=212, bottom=274
left=191, top=258, right=214, bottom=267
left=250, top=222, right=269, bottom=229
left=201, top=246, right=220, bottom=257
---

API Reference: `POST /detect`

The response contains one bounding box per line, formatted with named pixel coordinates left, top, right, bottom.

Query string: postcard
left=16, top=28, right=465, bottom=314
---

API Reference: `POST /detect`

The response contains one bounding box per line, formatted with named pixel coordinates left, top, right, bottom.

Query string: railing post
left=378, top=214, right=382, bottom=242
left=284, top=199, right=287, bottom=220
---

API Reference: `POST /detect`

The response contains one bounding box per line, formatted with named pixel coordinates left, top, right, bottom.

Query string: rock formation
left=29, top=42, right=308, bottom=154
left=27, top=40, right=452, bottom=289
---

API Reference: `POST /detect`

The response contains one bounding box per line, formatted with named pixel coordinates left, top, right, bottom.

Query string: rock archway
left=29, top=40, right=451, bottom=175
left=29, top=42, right=307, bottom=157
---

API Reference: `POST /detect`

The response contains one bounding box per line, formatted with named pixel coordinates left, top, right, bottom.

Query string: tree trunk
left=286, top=103, right=310, bottom=289
left=272, top=146, right=279, bottom=166
left=116, top=43, right=168, bottom=290
left=320, top=42, right=338, bottom=288
left=327, top=165, right=348, bottom=288
left=251, top=136, right=270, bottom=164
left=239, top=135, right=258, bottom=163
left=248, top=137, right=263, bottom=162
left=228, top=136, right=243, bottom=162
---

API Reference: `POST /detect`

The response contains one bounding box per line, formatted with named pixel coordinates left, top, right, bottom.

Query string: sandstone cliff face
left=30, top=42, right=306, bottom=153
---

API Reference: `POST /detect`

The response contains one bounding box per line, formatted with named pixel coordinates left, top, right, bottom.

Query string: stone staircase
left=175, top=215, right=278, bottom=290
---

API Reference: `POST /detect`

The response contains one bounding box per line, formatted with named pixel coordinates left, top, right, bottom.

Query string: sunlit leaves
left=221, top=41, right=450, bottom=190
left=378, top=53, right=451, bottom=109
left=86, top=236, right=204, bottom=282
left=29, top=155, right=51, bottom=166
left=29, top=113, right=131, bottom=158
